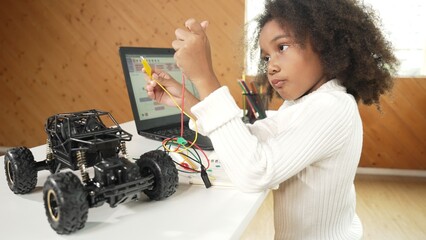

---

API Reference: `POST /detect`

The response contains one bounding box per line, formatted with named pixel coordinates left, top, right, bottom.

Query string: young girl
left=145, top=0, right=398, bottom=239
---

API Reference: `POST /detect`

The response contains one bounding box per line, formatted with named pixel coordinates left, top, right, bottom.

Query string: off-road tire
left=43, top=172, right=89, bottom=234
left=4, top=147, right=37, bottom=194
left=137, top=150, right=178, bottom=200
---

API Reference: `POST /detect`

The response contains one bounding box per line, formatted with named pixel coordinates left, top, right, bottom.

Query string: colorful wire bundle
left=141, top=57, right=199, bottom=153
left=141, top=57, right=211, bottom=182
left=160, top=138, right=210, bottom=174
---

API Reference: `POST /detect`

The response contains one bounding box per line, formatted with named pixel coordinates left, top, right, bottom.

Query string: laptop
left=119, top=46, right=214, bottom=150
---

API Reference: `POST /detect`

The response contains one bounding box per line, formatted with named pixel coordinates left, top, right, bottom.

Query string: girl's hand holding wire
left=144, top=69, right=200, bottom=117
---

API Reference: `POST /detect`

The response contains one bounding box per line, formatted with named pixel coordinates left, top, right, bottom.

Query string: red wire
left=176, top=74, right=211, bottom=171
left=162, top=137, right=181, bottom=152
left=185, top=140, right=210, bottom=170
left=180, top=74, right=185, bottom=137
left=162, top=138, right=209, bottom=171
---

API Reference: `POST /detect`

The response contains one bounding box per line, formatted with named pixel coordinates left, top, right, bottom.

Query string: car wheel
left=137, top=150, right=178, bottom=200
left=4, top=147, right=37, bottom=194
left=43, top=172, right=89, bottom=234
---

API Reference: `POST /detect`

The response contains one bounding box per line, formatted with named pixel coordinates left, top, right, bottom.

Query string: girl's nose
left=267, top=56, right=280, bottom=75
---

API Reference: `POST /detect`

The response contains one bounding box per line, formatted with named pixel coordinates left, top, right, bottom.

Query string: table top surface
left=0, top=121, right=268, bottom=240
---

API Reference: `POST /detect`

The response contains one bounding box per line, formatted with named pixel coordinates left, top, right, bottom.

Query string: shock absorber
left=46, top=138, right=53, bottom=161
left=76, top=150, right=90, bottom=183
left=46, top=138, right=60, bottom=173
left=119, top=141, right=128, bottom=159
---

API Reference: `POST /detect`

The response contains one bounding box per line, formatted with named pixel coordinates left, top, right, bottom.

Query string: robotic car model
left=4, top=109, right=178, bottom=234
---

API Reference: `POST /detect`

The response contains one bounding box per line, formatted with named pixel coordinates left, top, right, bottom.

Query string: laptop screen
left=119, top=47, right=199, bottom=131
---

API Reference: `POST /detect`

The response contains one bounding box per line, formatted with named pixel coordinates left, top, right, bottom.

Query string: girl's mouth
left=271, top=79, right=286, bottom=88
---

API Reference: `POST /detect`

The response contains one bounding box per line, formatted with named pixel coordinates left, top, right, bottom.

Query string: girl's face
left=259, top=20, right=326, bottom=100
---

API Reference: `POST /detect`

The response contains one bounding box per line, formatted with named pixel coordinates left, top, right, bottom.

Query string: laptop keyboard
left=149, top=127, right=213, bottom=150
left=153, top=128, right=196, bottom=140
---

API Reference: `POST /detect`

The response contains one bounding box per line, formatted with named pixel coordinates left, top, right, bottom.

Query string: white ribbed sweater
left=190, top=80, right=363, bottom=239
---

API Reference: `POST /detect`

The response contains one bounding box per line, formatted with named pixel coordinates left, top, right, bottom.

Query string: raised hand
left=172, top=18, right=221, bottom=99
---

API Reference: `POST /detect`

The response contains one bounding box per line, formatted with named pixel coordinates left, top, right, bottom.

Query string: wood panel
left=358, top=78, right=426, bottom=169
left=0, top=0, right=424, bottom=170
left=0, top=0, right=245, bottom=147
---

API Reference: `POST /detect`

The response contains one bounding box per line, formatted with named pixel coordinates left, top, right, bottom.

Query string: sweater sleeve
left=190, top=86, right=356, bottom=192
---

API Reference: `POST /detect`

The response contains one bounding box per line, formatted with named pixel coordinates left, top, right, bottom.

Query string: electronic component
left=141, top=57, right=152, bottom=78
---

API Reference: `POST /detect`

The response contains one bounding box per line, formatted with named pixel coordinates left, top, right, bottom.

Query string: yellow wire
left=183, top=149, right=198, bottom=169
left=141, top=57, right=198, bottom=152
left=154, top=80, right=199, bottom=152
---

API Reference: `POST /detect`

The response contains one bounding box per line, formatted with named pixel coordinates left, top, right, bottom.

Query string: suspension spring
left=46, top=138, right=53, bottom=161
left=119, top=141, right=128, bottom=158
left=76, top=150, right=89, bottom=183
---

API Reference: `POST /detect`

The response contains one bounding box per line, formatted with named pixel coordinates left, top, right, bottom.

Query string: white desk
left=0, top=121, right=269, bottom=240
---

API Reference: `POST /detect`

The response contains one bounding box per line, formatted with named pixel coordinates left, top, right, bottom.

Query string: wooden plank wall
left=0, top=0, right=246, bottom=146
left=358, top=78, right=426, bottom=169
left=0, top=0, right=424, bottom=169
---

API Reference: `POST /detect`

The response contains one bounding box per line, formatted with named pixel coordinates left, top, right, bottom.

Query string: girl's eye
left=279, top=44, right=289, bottom=52
left=262, top=56, right=270, bottom=63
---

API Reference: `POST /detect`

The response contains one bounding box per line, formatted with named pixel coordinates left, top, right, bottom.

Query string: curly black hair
left=249, top=0, right=399, bottom=107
